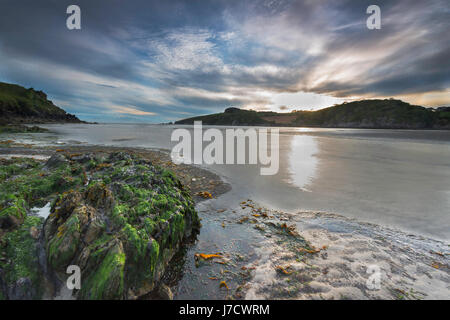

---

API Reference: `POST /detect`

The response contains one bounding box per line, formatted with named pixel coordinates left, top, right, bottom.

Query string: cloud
left=0, top=0, right=448, bottom=122
left=148, top=28, right=223, bottom=71
left=110, top=105, right=157, bottom=116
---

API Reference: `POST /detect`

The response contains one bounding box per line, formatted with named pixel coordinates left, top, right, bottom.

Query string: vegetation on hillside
left=0, top=82, right=82, bottom=124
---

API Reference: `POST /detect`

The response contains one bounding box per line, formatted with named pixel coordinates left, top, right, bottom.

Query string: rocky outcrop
left=0, top=82, right=84, bottom=124
left=0, top=151, right=200, bottom=299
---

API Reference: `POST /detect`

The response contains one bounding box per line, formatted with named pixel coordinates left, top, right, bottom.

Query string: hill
left=0, top=82, right=83, bottom=124
left=176, top=100, right=450, bottom=129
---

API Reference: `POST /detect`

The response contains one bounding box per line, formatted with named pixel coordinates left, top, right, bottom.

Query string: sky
left=0, top=0, right=449, bottom=123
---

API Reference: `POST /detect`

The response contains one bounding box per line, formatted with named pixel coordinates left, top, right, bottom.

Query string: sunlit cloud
left=0, top=0, right=448, bottom=123
left=111, top=105, right=157, bottom=116
left=384, top=90, right=450, bottom=107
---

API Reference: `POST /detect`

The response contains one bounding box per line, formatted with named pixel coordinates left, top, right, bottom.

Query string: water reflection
left=285, top=135, right=319, bottom=192
left=6, top=123, right=450, bottom=240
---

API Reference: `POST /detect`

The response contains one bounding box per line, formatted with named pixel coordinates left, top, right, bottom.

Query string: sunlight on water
left=286, top=135, right=319, bottom=191
left=12, top=123, right=450, bottom=240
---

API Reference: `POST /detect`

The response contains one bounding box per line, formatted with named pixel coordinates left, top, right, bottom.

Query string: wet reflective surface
left=14, top=123, right=449, bottom=241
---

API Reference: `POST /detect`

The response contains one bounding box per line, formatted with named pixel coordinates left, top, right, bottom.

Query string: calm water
left=13, top=123, right=450, bottom=241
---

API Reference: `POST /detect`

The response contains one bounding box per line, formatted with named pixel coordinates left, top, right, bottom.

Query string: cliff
left=0, top=82, right=83, bottom=124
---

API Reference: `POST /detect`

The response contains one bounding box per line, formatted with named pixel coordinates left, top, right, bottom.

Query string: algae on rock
left=0, top=151, right=200, bottom=299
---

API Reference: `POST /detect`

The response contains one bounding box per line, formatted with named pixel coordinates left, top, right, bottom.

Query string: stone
left=157, top=284, right=173, bottom=300
left=43, top=153, right=68, bottom=170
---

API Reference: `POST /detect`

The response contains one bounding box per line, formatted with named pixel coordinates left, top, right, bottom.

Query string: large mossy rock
left=0, top=151, right=200, bottom=300
left=43, top=152, right=200, bottom=299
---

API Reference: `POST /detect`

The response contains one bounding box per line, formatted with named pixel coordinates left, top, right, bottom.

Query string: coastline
left=0, top=140, right=448, bottom=300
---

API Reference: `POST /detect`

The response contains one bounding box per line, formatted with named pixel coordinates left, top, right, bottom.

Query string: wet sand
left=173, top=196, right=449, bottom=300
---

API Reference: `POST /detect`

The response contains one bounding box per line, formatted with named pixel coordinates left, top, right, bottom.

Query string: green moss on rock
left=46, top=214, right=81, bottom=271
left=0, top=216, right=44, bottom=299
left=40, top=151, right=200, bottom=299
left=0, top=151, right=199, bottom=299
left=78, top=240, right=125, bottom=300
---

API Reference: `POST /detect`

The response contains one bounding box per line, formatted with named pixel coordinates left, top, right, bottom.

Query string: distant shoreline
left=175, top=101, right=450, bottom=130
left=166, top=122, right=450, bottom=130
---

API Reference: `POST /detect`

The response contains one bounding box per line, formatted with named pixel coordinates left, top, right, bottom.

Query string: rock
left=44, top=153, right=68, bottom=170
left=29, top=226, right=39, bottom=239
left=78, top=239, right=125, bottom=300
left=0, top=215, right=21, bottom=230
left=83, top=219, right=104, bottom=244
left=127, top=289, right=138, bottom=300
left=45, top=212, right=81, bottom=271
left=41, top=152, right=200, bottom=299
left=70, top=153, right=94, bottom=163
left=0, top=216, right=45, bottom=300
left=7, top=277, right=35, bottom=300
left=108, top=151, right=132, bottom=162
left=157, top=284, right=173, bottom=300
left=0, top=151, right=199, bottom=300
left=84, top=182, right=115, bottom=212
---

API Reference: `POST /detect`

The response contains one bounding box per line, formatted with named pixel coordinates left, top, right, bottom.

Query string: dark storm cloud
left=0, top=0, right=448, bottom=122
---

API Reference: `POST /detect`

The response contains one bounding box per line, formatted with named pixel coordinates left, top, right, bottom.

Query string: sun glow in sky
left=0, top=0, right=448, bottom=122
